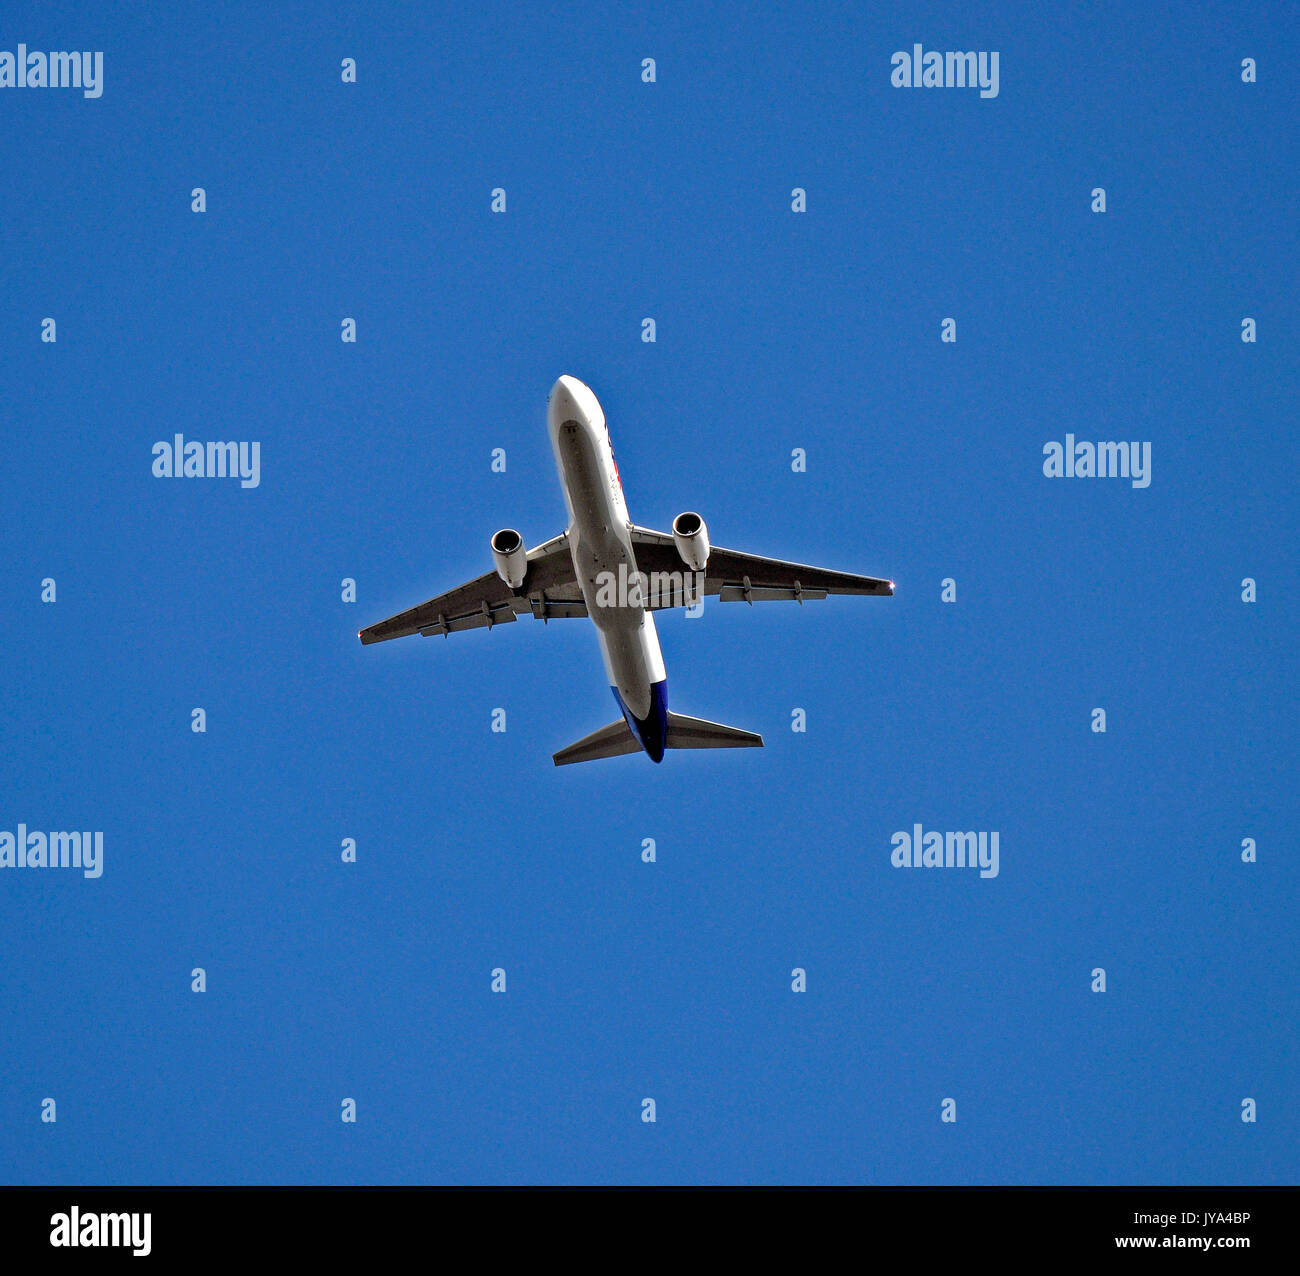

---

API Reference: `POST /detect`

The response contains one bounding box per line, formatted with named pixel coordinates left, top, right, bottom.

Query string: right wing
left=359, top=533, right=584, bottom=644
left=628, top=526, right=894, bottom=605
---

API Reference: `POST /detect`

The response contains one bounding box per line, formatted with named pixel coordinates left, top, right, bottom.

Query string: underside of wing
left=359, top=532, right=585, bottom=644
left=628, top=526, right=894, bottom=606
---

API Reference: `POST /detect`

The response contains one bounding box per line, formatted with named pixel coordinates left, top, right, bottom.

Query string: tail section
left=553, top=710, right=763, bottom=765
left=665, top=712, right=763, bottom=751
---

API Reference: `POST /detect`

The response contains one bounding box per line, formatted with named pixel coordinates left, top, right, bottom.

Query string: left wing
left=629, top=526, right=894, bottom=605
left=359, top=533, right=584, bottom=644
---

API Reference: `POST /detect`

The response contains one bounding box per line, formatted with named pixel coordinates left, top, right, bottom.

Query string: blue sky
left=0, top=0, right=1295, bottom=1184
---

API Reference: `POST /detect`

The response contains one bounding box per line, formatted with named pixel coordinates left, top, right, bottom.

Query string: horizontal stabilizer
left=552, top=719, right=643, bottom=767
left=665, top=712, right=764, bottom=751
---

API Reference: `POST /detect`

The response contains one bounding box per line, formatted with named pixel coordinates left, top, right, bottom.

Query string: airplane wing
left=628, top=526, right=894, bottom=605
left=358, top=533, right=585, bottom=644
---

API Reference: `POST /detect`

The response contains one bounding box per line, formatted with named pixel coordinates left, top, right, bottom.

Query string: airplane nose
left=549, top=375, right=579, bottom=412
left=548, top=375, right=597, bottom=428
left=548, top=377, right=568, bottom=421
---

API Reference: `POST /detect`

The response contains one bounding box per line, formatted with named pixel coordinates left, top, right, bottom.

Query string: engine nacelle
left=672, top=511, right=710, bottom=572
left=491, top=528, right=528, bottom=588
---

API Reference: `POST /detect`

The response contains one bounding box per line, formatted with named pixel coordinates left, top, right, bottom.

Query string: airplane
left=359, top=375, right=894, bottom=765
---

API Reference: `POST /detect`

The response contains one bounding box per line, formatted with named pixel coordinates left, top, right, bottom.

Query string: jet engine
left=672, top=511, right=710, bottom=572
left=491, top=528, right=528, bottom=588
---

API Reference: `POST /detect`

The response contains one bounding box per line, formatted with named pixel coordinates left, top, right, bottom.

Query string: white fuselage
left=547, top=376, right=667, bottom=736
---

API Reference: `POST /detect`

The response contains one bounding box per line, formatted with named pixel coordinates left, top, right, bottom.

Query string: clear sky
left=0, top=0, right=1295, bottom=1184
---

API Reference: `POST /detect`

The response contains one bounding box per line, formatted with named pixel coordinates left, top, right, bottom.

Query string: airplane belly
left=597, top=612, right=665, bottom=721
left=552, top=419, right=665, bottom=721
left=570, top=523, right=663, bottom=719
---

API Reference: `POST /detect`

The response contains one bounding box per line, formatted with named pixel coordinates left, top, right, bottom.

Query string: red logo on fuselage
left=608, top=430, right=622, bottom=488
